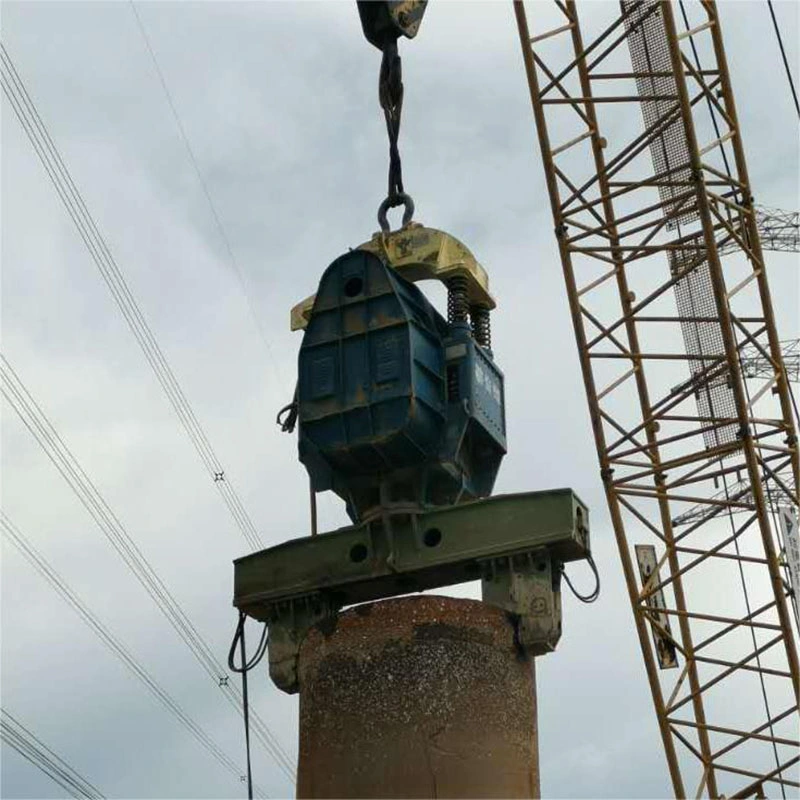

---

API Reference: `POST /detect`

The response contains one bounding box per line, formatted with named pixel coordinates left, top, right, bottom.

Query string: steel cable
left=766, top=0, right=800, bottom=122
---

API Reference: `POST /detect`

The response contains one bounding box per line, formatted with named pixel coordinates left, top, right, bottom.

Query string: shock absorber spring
left=447, top=364, right=460, bottom=402
left=447, top=276, right=470, bottom=325
left=470, top=306, right=492, bottom=351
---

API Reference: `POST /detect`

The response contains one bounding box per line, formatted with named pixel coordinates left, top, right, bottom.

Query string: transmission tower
left=716, top=206, right=799, bottom=256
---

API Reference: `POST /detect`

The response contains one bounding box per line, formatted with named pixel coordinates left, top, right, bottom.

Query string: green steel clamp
left=233, top=489, right=590, bottom=693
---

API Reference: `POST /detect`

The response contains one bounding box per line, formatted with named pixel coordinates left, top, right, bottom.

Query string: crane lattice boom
left=514, top=1, right=800, bottom=797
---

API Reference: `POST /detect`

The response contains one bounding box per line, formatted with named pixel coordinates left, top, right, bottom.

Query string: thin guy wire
left=2, top=728, right=95, bottom=799
left=1, top=355, right=227, bottom=683
left=127, top=0, right=281, bottom=378
left=766, top=0, right=800, bottom=121
left=1, top=710, right=105, bottom=799
left=0, top=360, right=296, bottom=779
left=0, top=513, right=269, bottom=794
left=1, top=716, right=103, bottom=799
left=0, top=42, right=263, bottom=552
left=0, top=357, right=295, bottom=779
left=0, top=49, right=218, bottom=476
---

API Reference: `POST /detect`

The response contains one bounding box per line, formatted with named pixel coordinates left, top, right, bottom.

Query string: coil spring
left=447, top=276, right=470, bottom=325
left=470, top=306, right=492, bottom=350
left=447, top=364, right=460, bottom=402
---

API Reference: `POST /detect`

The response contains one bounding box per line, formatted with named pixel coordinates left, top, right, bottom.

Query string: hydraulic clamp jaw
left=234, top=490, right=590, bottom=693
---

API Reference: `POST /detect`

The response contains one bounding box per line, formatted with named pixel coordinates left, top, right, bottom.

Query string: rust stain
left=296, top=595, right=540, bottom=799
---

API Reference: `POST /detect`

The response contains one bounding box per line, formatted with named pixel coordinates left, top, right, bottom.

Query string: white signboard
left=778, top=507, right=800, bottom=630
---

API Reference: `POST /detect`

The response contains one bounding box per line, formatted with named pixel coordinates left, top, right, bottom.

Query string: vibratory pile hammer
left=232, top=1, right=592, bottom=695
left=292, top=227, right=504, bottom=522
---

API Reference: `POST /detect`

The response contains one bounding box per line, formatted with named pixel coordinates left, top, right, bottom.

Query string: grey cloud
left=2, top=1, right=797, bottom=798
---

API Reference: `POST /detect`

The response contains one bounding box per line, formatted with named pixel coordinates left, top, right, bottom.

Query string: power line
left=1, top=513, right=268, bottom=795
left=128, top=0, right=281, bottom=377
left=766, top=0, right=800, bottom=122
left=0, top=355, right=296, bottom=781
left=0, top=42, right=264, bottom=552
left=2, top=36, right=294, bottom=790
left=1, top=709, right=105, bottom=799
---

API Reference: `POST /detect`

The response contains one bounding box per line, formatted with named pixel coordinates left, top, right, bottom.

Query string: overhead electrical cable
left=766, top=0, right=800, bottom=122
left=1, top=513, right=269, bottom=795
left=128, top=0, right=281, bottom=377
left=1, top=709, right=105, bottom=799
left=0, top=356, right=295, bottom=781
left=0, top=42, right=263, bottom=552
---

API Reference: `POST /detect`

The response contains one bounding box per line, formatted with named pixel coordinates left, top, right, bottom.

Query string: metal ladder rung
left=529, top=21, right=574, bottom=45
left=551, top=128, right=595, bottom=157
left=699, top=130, right=734, bottom=157
left=677, top=20, right=715, bottom=42
left=726, top=269, right=760, bottom=300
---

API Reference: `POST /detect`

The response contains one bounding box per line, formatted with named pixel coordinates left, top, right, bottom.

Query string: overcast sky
left=2, top=1, right=798, bottom=798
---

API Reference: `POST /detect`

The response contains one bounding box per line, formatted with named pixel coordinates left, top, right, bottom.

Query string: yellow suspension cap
left=289, top=223, right=495, bottom=332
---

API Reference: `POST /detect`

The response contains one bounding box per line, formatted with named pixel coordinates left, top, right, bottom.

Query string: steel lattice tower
left=514, top=1, right=800, bottom=796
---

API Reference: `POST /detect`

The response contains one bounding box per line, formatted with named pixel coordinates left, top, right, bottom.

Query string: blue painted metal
left=298, top=249, right=506, bottom=521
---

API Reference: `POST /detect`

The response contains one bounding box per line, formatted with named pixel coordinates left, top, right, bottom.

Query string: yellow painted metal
left=290, top=223, right=495, bottom=331
left=514, top=2, right=800, bottom=796
left=387, top=0, right=427, bottom=40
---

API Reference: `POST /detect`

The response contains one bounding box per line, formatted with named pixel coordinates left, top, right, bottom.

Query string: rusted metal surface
left=296, top=595, right=539, bottom=799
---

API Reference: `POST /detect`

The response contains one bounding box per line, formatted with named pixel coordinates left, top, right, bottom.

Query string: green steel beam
left=234, top=489, right=588, bottom=618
